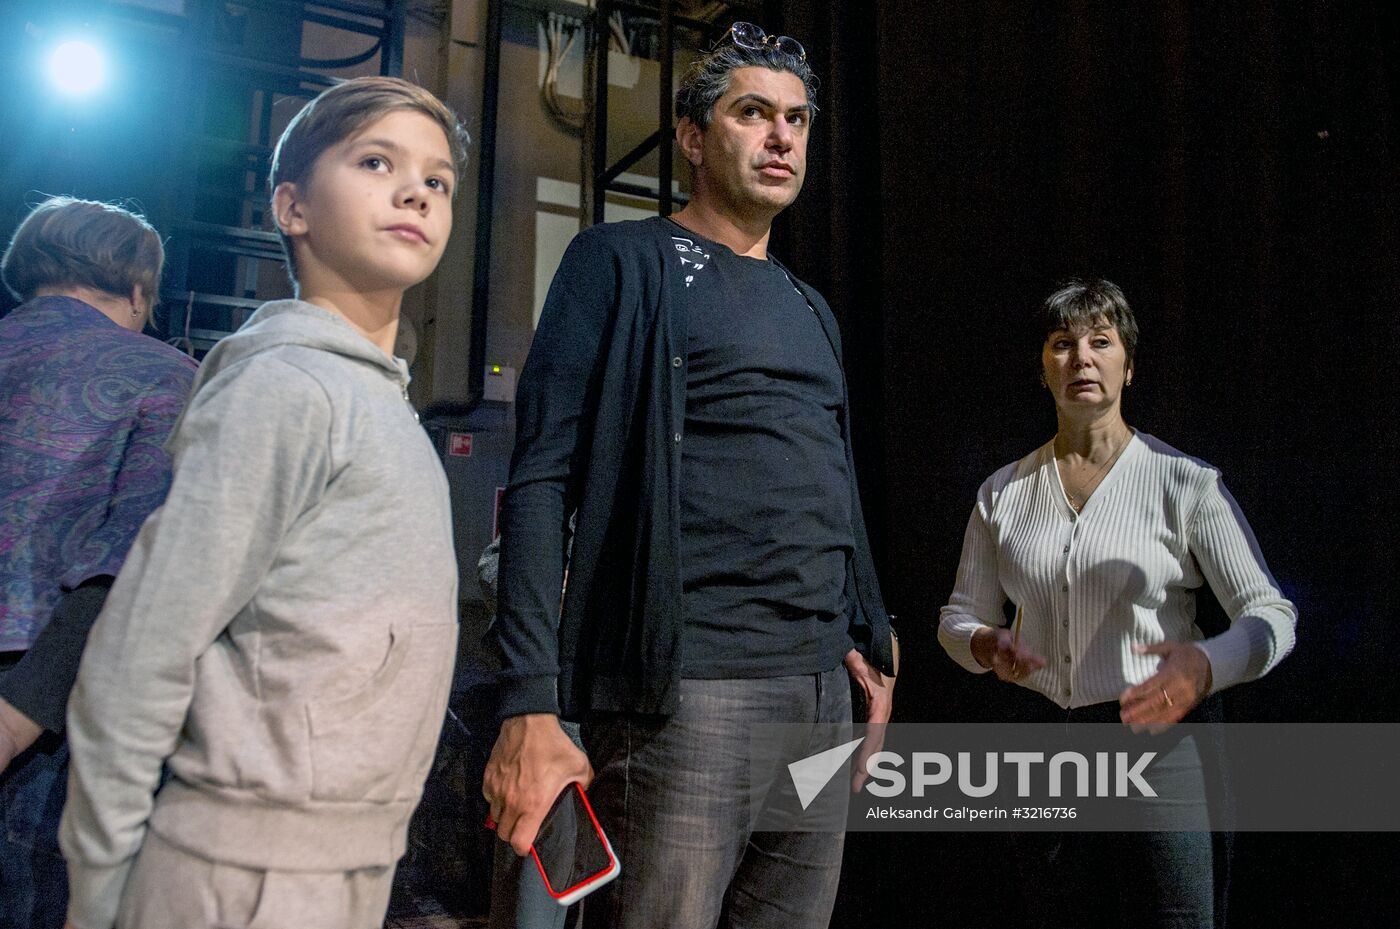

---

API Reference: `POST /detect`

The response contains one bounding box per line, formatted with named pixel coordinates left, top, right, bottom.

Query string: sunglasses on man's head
left=726, top=21, right=806, bottom=62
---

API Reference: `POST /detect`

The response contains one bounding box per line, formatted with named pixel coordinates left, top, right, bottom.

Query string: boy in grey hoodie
left=60, top=77, right=469, bottom=929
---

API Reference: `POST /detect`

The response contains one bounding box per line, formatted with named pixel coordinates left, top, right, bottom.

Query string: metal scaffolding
left=150, top=0, right=410, bottom=352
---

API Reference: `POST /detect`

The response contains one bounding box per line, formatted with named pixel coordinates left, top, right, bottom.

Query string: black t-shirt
left=671, top=224, right=855, bottom=678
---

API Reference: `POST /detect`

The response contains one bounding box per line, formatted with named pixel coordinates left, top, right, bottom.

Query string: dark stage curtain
left=774, top=2, right=1400, bottom=925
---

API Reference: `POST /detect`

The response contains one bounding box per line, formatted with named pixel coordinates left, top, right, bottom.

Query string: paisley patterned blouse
left=0, top=296, right=196, bottom=650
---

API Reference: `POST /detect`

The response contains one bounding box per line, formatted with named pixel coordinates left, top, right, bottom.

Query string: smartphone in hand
left=530, top=781, right=621, bottom=906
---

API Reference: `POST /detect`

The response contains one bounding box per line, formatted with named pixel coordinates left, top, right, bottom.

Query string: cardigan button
left=672, top=356, right=683, bottom=368
left=674, top=433, right=682, bottom=443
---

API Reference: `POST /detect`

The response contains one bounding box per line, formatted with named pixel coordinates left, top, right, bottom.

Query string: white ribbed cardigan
left=938, top=431, right=1297, bottom=708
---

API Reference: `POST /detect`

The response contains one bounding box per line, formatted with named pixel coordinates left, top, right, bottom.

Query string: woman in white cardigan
left=938, top=278, right=1296, bottom=929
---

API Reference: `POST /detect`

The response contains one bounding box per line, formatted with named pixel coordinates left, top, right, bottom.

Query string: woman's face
left=1041, top=319, right=1132, bottom=416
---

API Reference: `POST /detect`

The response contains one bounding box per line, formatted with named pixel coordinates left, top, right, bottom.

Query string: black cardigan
left=495, top=216, right=894, bottom=719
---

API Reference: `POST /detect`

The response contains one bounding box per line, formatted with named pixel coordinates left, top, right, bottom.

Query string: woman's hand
left=971, top=627, right=1047, bottom=683
left=0, top=697, right=42, bottom=775
left=1118, top=642, right=1213, bottom=734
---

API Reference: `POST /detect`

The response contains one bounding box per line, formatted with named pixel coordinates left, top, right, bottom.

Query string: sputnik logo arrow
left=788, top=737, right=866, bottom=810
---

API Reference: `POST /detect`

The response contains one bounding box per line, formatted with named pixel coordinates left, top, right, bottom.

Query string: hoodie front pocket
left=305, top=623, right=457, bottom=802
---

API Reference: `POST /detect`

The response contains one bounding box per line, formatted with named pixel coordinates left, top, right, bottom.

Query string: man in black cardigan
left=484, top=25, right=896, bottom=928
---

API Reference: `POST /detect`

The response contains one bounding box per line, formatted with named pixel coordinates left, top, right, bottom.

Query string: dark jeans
left=1008, top=694, right=1228, bottom=929
left=580, top=666, right=851, bottom=929
left=0, top=734, right=69, bottom=929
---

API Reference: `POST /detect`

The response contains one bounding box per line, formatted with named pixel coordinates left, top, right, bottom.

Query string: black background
left=775, top=1, right=1400, bottom=925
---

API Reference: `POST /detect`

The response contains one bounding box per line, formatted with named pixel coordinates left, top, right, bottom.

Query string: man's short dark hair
left=1039, top=278, right=1140, bottom=369
left=1, top=197, right=163, bottom=304
left=675, top=42, right=818, bottom=129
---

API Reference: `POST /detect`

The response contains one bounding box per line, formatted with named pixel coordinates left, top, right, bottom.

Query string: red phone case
left=530, top=783, right=621, bottom=906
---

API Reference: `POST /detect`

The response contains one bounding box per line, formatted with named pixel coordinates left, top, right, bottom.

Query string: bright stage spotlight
left=48, top=40, right=107, bottom=96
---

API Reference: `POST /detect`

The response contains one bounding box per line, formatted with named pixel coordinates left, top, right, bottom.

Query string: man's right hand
left=483, top=713, right=594, bottom=856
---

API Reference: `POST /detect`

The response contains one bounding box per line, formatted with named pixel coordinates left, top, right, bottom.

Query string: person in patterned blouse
left=0, top=197, right=195, bottom=929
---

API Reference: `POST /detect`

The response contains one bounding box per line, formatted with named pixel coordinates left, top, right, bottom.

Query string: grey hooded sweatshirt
left=60, top=300, right=459, bottom=929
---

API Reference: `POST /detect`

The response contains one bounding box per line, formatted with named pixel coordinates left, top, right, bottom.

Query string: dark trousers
left=580, top=666, right=850, bottom=929
left=0, top=730, right=69, bottom=929
left=1008, top=693, right=1230, bottom=929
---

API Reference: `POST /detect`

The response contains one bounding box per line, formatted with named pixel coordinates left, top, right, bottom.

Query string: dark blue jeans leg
left=0, top=736, right=70, bottom=929
left=723, top=665, right=850, bottom=929
left=1010, top=725, right=1214, bottom=929
left=581, top=666, right=850, bottom=929
left=487, top=839, right=569, bottom=929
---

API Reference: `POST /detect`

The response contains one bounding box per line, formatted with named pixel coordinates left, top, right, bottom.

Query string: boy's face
left=277, top=109, right=456, bottom=294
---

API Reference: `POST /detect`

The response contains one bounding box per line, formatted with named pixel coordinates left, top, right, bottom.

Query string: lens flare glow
left=49, top=40, right=106, bottom=96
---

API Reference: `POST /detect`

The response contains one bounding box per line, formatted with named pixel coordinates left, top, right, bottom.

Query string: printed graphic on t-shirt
left=671, top=235, right=709, bottom=288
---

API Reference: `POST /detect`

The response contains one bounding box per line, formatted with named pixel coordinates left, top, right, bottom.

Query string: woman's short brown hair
left=268, top=76, right=469, bottom=284
left=1039, top=278, right=1139, bottom=370
left=1, top=197, right=163, bottom=305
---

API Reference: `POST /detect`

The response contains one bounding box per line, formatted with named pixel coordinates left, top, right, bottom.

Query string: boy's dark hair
left=1, top=197, right=163, bottom=305
left=675, top=41, right=818, bottom=129
left=268, top=76, right=469, bottom=285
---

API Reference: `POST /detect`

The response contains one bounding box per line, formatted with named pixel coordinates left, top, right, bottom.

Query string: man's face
left=688, top=67, right=811, bottom=220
